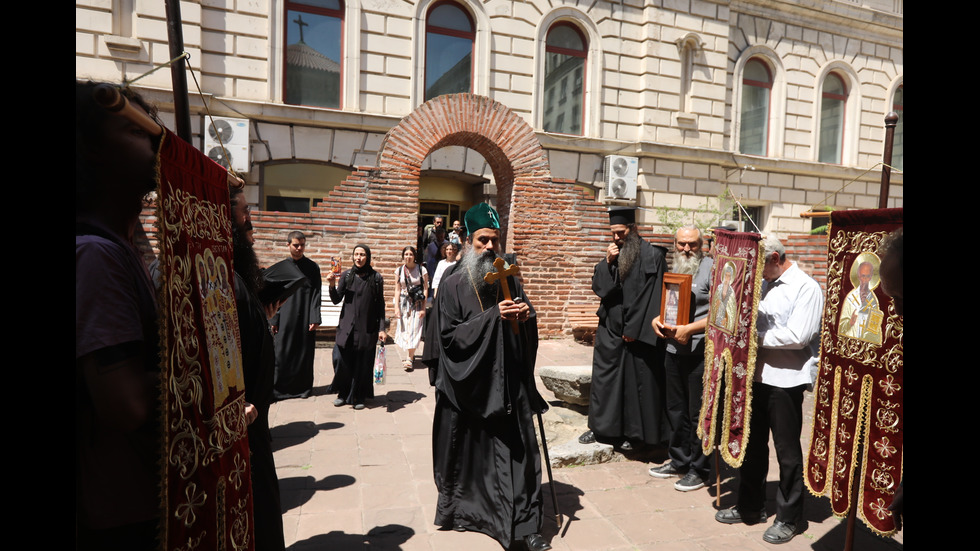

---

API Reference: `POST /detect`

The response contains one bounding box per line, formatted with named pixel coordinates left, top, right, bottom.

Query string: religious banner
left=805, top=208, right=903, bottom=536
left=697, top=229, right=765, bottom=467
left=157, top=128, right=254, bottom=550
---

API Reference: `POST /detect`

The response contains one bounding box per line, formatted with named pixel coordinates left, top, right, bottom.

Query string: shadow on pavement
left=279, top=474, right=357, bottom=513
left=287, top=524, right=415, bottom=550
left=271, top=421, right=344, bottom=452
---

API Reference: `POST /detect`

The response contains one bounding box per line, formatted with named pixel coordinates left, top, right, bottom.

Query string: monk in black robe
left=580, top=207, right=668, bottom=449
left=230, top=189, right=285, bottom=550
left=271, top=231, right=322, bottom=400
left=431, top=204, right=552, bottom=551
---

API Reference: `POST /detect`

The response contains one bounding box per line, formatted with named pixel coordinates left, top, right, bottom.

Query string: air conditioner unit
left=603, top=155, right=638, bottom=200
left=203, top=117, right=250, bottom=173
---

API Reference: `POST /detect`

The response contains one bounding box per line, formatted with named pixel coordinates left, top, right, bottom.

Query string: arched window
left=424, top=2, right=474, bottom=101
left=543, top=22, right=586, bottom=135
left=284, top=0, right=344, bottom=109
left=818, top=72, right=848, bottom=164
left=892, top=85, right=903, bottom=171
left=739, top=58, right=772, bottom=155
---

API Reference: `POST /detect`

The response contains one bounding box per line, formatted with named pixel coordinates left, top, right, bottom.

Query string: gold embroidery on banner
left=173, top=532, right=206, bottom=551
left=875, top=399, right=901, bottom=434
left=230, top=452, right=246, bottom=491
left=176, top=482, right=207, bottom=527
left=230, top=496, right=251, bottom=550
left=869, top=459, right=896, bottom=493
left=873, top=436, right=897, bottom=458
left=869, top=498, right=891, bottom=521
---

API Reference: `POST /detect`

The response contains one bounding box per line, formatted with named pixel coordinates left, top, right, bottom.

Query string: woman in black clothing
left=327, top=244, right=387, bottom=409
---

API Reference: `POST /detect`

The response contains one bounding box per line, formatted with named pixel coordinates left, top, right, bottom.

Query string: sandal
left=403, top=360, right=414, bottom=372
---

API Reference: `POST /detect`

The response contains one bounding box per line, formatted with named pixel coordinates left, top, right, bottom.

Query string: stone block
left=538, top=365, right=592, bottom=406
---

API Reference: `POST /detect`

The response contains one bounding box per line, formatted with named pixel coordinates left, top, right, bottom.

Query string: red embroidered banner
left=698, top=230, right=765, bottom=467
left=805, top=208, right=903, bottom=536
left=157, top=128, right=254, bottom=550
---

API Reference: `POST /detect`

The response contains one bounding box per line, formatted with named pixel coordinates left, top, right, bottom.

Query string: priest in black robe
left=579, top=207, right=668, bottom=449
left=230, top=188, right=286, bottom=550
left=431, top=203, right=552, bottom=551
left=270, top=231, right=322, bottom=400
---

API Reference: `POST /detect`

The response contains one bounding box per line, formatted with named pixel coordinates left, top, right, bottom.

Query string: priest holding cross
left=430, top=203, right=553, bottom=551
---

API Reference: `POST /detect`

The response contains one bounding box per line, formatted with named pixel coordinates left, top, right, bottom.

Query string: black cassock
left=431, top=268, right=548, bottom=548
left=588, top=240, right=669, bottom=445
left=234, top=273, right=285, bottom=551
left=270, top=256, right=322, bottom=400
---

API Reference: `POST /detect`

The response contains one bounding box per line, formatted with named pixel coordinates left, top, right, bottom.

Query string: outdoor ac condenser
left=203, top=117, right=250, bottom=173
left=603, top=155, right=638, bottom=200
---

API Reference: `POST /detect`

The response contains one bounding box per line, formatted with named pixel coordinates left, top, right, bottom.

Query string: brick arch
left=378, top=93, right=549, bottom=249
left=368, top=93, right=608, bottom=336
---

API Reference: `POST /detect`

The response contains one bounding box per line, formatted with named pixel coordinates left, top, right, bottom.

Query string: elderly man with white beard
left=648, top=225, right=714, bottom=491
left=430, top=203, right=552, bottom=551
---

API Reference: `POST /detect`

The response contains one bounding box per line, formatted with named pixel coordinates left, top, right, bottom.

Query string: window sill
left=104, top=35, right=142, bottom=53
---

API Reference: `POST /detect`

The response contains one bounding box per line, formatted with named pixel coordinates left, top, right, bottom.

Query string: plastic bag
left=373, top=342, right=386, bottom=385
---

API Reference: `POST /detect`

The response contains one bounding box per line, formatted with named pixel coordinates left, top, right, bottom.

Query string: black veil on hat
left=608, top=206, right=636, bottom=226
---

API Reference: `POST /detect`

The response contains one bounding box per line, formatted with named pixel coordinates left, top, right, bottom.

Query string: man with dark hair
left=75, top=80, right=162, bottom=549
left=271, top=230, right=322, bottom=400
left=229, top=188, right=286, bottom=550
left=649, top=225, right=713, bottom=491
left=425, top=226, right=446, bottom=282
left=432, top=203, right=552, bottom=551
left=422, top=215, right=446, bottom=250
left=580, top=207, right=668, bottom=450
left=715, top=236, right=823, bottom=545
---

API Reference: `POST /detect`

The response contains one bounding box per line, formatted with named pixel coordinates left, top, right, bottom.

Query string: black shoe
left=578, top=430, right=596, bottom=444
left=715, top=506, right=768, bottom=525
left=674, top=471, right=708, bottom=492
left=524, top=533, right=552, bottom=551
left=618, top=440, right=633, bottom=451
left=648, top=463, right=684, bottom=478
left=452, top=522, right=466, bottom=533
left=762, top=520, right=806, bottom=544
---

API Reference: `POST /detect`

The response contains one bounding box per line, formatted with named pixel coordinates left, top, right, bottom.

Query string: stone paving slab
left=270, top=339, right=903, bottom=550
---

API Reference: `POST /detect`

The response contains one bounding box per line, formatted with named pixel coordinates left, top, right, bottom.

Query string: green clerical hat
left=464, top=203, right=501, bottom=235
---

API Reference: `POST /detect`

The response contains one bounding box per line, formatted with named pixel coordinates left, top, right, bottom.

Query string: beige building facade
left=76, top=0, right=903, bottom=237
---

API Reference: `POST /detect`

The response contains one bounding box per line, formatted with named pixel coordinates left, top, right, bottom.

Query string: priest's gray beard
left=673, top=249, right=703, bottom=275
left=618, top=229, right=643, bottom=277
left=462, top=247, right=500, bottom=307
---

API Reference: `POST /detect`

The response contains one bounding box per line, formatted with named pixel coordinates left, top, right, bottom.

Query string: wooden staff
left=484, top=258, right=561, bottom=529
left=92, top=84, right=244, bottom=189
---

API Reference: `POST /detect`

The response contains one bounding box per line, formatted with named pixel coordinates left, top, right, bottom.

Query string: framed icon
left=660, top=273, right=693, bottom=326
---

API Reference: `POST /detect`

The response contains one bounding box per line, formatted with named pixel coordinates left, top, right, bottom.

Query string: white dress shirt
left=755, top=262, right=824, bottom=389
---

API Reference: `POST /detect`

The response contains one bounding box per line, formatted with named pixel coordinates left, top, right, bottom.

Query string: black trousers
left=737, top=382, right=806, bottom=523
left=664, top=351, right=710, bottom=477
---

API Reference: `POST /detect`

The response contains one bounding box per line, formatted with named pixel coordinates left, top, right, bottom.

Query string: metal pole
left=878, top=112, right=899, bottom=209
left=164, top=0, right=192, bottom=142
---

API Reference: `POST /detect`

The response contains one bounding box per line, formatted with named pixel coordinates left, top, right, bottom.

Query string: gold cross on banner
left=484, top=257, right=520, bottom=334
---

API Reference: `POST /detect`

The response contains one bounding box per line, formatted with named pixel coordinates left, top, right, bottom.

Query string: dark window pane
left=267, top=196, right=311, bottom=213
left=429, top=4, right=471, bottom=32
left=425, top=33, right=472, bottom=100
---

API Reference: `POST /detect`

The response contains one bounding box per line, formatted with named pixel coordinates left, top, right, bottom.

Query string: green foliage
left=652, top=190, right=734, bottom=235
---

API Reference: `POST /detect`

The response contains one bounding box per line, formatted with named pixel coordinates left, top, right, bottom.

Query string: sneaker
left=353, top=403, right=366, bottom=410
left=648, top=463, right=684, bottom=479
left=715, top=506, right=768, bottom=525
left=333, top=398, right=346, bottom=407
left=674, top=471, right=707, bottom=492
left=762, top=520, right=806, bottom=544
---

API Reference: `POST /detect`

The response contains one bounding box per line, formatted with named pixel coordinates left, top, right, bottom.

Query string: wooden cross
left=484, top=257, right=521, bottom=334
